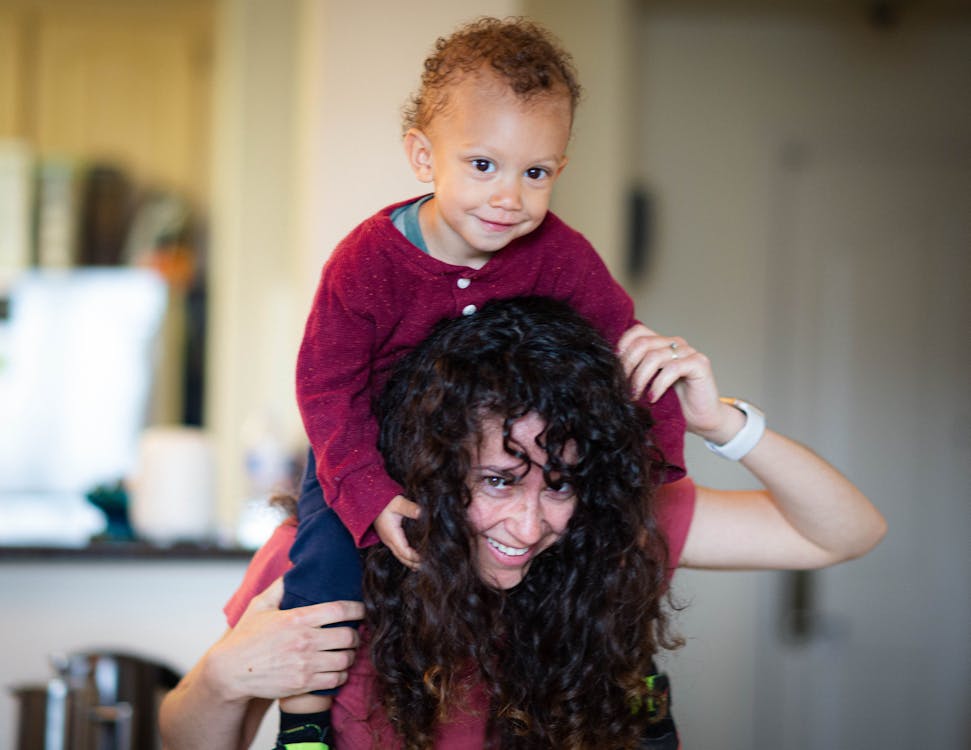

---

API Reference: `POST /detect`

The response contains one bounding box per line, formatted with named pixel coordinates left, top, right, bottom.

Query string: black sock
left=279, top=708, right=331, bottom=734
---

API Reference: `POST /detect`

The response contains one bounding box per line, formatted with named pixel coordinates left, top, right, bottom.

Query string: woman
left=160, top=297, right=885, bottom=749
left=349, top=296, right=683, bottom=749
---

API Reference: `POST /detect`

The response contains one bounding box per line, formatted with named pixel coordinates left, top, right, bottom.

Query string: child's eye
left=525, top=167, right=549, bottom=180
left=471, top=159, right=495, bottom=173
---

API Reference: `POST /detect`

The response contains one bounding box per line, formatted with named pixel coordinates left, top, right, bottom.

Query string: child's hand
left=374, top=495, right=421, bottom=569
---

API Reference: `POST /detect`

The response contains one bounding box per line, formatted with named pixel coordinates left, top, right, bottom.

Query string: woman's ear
left=404, top=128, right=434, bottom=183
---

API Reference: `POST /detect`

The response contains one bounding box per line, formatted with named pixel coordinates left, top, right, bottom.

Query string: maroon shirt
left=296, top=198, right=686, bottom=546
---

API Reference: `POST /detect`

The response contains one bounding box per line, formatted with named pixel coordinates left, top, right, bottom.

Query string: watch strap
left=704, top=398, right=765, bottom=461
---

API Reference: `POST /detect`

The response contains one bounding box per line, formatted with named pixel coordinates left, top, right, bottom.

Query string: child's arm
left=296, top=244, right=408, bottom=548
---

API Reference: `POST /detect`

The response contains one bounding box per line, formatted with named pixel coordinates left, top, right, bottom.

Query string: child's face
left=405, top=72, right=572, bottom=268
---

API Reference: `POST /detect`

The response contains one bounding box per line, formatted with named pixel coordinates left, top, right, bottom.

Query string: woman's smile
left=486, top=536, right=530, bottom=557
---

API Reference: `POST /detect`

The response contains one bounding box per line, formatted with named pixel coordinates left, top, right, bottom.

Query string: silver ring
left=670, top=341, right=679, bottom=359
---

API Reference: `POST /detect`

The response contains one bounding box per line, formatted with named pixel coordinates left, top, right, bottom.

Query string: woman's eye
left=546, top=481, right=574, bottom=499
left=484, top=475, right=511, bottom=489
left=472, top=159, right=495, bottom=173
left=525, top=167, right=549, bottom=180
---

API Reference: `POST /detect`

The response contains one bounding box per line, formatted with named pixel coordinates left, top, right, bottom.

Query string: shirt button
left=457, top=278, right=471, bottom=289
left=462, top=304, right=477, bottom=316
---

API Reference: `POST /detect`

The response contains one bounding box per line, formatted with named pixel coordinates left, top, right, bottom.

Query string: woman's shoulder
left=223, top=518, right=297, bottom=627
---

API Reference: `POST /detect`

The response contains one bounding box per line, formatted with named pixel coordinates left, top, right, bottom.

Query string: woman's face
left=466, top=412, right=578, bottom=589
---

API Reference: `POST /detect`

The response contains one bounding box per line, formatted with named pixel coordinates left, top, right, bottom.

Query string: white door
left=755, top=141, right=971, bottom=749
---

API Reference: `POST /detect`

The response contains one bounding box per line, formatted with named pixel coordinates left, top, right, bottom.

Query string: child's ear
left=404, top=128, right=434, bottom=183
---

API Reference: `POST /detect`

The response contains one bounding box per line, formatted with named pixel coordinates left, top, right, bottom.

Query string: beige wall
left=524, top=0, right=639, bottom=277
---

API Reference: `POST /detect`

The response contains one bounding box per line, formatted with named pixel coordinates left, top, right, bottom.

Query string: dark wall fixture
left=867, top=1, right=901, bottom=30
left=626, top=184, right=655, bottom=280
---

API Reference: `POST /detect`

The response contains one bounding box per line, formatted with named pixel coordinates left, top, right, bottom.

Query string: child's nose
left=489, top=177, right=522, bottom=210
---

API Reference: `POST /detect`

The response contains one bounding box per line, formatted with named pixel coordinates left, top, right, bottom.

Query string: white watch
left=704, top=398, right=766, bottom=461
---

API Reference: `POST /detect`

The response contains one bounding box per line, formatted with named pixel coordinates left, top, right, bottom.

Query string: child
left=275, top=17, right=685, bottom=750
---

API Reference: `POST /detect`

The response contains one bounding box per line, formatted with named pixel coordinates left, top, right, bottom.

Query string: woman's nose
left=506, top=495, right=545, bottom=544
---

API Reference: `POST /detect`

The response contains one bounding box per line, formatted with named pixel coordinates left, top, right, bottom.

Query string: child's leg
left=275, top=449, right=363, bottom=749
left=281, top=448, right=363, bottom=625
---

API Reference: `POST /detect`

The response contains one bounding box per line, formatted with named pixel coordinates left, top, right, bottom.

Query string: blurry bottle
left=236, top=411, right=293, bottom=548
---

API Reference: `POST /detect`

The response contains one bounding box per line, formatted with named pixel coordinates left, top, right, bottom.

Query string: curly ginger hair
left=402, top=16, right=582, bottom=134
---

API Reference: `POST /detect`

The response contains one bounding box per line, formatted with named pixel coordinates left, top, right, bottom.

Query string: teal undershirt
left=390, top=195, right=432, bottom=253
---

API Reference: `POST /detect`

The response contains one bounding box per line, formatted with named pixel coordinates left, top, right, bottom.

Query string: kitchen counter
left=0, top=541, right=255, bottom=561
left=1, top=543, right=258, bottom=750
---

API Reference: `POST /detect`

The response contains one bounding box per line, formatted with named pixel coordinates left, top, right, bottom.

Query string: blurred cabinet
left=0, top=2, right=214, bottom=426
left=0, top=0, right=213, bottom=205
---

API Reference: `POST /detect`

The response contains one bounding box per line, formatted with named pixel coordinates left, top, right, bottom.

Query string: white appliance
left=0, top=268, right=167, bottom=545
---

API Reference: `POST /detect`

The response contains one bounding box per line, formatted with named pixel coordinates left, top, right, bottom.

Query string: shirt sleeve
left=654, top=477, right=697, bottom=573
left=296, top=239, right=405, bottom=547
left=223, top=519, right=297, bottom=627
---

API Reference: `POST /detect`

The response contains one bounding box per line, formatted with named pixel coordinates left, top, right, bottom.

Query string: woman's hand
left=159, top=578, right=364, bottom=750
left=207, top=577, right=363, bottom=701
left=617, top=324, right=743, bottom=443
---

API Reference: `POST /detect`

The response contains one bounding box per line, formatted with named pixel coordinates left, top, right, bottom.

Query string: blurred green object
left=86, top=481, right=135, bottom=541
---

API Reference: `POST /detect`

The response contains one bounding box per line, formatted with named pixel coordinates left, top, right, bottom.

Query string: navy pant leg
left=281, top=448, right=363, bottom=696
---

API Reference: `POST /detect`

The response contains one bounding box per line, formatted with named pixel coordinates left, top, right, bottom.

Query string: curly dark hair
left=402, top=16, right=582, bottom=134
left=364, top=297, right=678, bottom=749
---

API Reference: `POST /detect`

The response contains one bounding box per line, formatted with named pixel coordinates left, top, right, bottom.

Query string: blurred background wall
left=1, top=0, right=968, bottom=747
left=628, top=5, right=970, bottom=748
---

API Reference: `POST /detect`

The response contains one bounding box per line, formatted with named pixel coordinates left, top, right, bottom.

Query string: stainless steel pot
left=11, top=651, right=180, bottom=750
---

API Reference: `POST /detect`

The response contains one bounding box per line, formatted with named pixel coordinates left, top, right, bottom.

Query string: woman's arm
left=681, top=417, right=887, bottom=569
left=618, top=325, right=887, bottom=570
left=159, top=577, right=363, bottom=750
left=159, top=634, right=263, bottom=750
